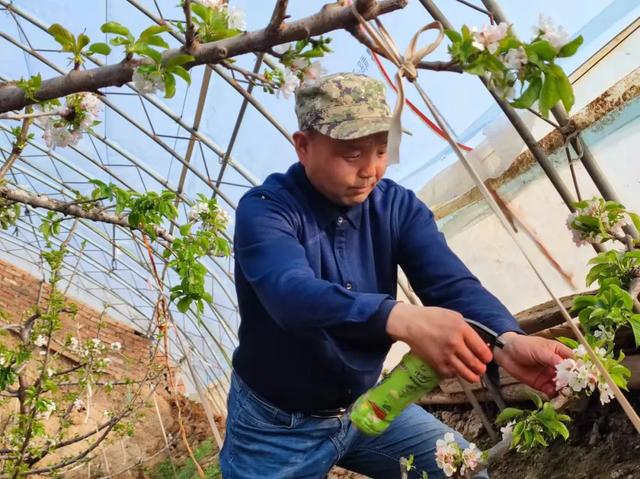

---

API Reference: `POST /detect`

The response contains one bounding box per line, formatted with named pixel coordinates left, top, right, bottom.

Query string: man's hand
left=386, top=303, right=493, bottom=383
left=494, top=332, right=574, bottom=397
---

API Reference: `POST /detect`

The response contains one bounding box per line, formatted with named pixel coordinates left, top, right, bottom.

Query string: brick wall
left=0, top=257, right=153, bottom=380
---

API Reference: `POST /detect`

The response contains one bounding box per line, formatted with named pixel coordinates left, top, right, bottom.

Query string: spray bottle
left=350, top=318, right=504, bottom=435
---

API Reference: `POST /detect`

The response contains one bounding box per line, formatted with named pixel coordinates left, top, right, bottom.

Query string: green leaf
left=558, top=35, right=583, bottom=58
left=511, top=421, right=524, bottom=448
left=629, top=212, right=640, bottom=233
left=140, top=46, right=162, bottom=64
left=179, top=223, right=192, bottom=236
left=548, top=421, right=570, bottom=440
left=550, top=64, right=574, bottom=111
left=496, top=407, right=523, bottom=424
left=101, top=21, right=131, bottom=37
left=191, top=3, right=211, bottom=22
left=510, top=76, right=542, bottom=109
left=172, top=66, right=191, bottom=84
left=128, top=212, right=140, bottom=228
left=88, top=42, right=111, bottom=55
left=528, top=40, right=557, bottom=60
left=539, top=72, right=559, bottom=116
left=627, top=315, right=640, bottom=349
left=144, top=35, right=170, bottom=49
left=139, top=25, right=169, bottom=42
left=48, top=23, right=75, bottom=49
left=556, top=336, right=579, bottom=349
left=109, top=36, right=131, bottom=47
left=164, top=73, right=176, bottom=99
left=77, top=33, right=90, bottom=51
left=527, top=391, right=543, bottom=409
left=177, top=297, right=192, bottom=313
left=166, top=53, right=194, bottom=69
left=444, top=29, right=462, bottom=44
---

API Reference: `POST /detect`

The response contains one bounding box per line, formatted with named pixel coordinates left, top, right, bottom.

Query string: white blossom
left=278, top=69, right=300, bottom=99
left=199, top=0, right=223, bottom=8
left=77, top=93, right=103, bottom=129
left=500, top=420, right=515, bottom=441
left=132, top=69, right=164, bottom=95
left=536, top=14, right=569, bottom=50
left=43, top=126, right=81, bottom=149
left=188, top=201, right=210, bottom=221
left=598, top=381, right=614, bottom=405
left=566, top=198, right=630, bottom=246
left=442, top=463, right=455, bottom=477
left=110, top=342, right=122, bottom=352
left=73, top=397, right=85, bottom=411
left=68, top=336, right=80, bottom=351
left=302, top=61, right=326, bottom=83
left=471, top=22, right=509, bottom=54
left=502, top=47, right=528, bottom=69
left=554, top=345, right=617, bottom=404
left=435, top=432, right=460, bottom=476
left=273, top=42, right=293, bottom=54
left=461, top=443, right=482, bottom=475
left=90, top=338, right=102, bottom=348
left=40, top=400, right=57, bottom=420
left=34, top=334, right=48, bottom=347
left=290, top=57, right=308, bottom=71
left=0, top=354, right=6, bottom=367
left=227, top=5, right=246, bottom=31
left=218, top=207, right=231, bottom=226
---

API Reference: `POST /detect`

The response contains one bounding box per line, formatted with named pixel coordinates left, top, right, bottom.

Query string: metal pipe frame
left=0, top=122, right=241, bottom=343
left=417, top=0, right=580, bottom=212
left=0, top=141, right=238, bottom=375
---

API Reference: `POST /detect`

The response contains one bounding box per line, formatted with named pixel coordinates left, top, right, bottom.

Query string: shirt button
left=345, top=282, right=352, bottom=290
left=336, top=216, right=344, bottom=226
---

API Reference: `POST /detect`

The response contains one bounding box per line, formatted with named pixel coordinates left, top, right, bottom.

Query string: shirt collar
left=290, top=163, right=363, bottom=230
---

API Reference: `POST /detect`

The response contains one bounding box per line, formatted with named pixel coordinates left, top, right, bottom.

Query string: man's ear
left=293, top=131, right=310, bottom=166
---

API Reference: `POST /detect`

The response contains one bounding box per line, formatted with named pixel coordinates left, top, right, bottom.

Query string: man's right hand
left=386, top=302, right=493, bottom=383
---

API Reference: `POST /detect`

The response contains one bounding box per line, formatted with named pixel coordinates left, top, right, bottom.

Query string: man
left=220, top=73, right=572, bottom=478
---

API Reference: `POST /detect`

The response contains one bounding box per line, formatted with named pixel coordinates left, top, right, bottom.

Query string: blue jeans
left=220, top=373, right=489, bottom=478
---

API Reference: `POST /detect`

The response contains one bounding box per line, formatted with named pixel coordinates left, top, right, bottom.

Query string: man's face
left=293, top=130, right=388, bottom=207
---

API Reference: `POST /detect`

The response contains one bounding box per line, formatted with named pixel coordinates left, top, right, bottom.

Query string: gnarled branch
left=0, top=0, right=407, bottom=113
left=0, top=185, right=175, bottom=244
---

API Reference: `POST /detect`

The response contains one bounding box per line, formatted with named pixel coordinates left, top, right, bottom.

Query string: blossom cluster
left=554, top=344, right=614, bottom=405
left=566, top=198, right=629, bottom=246
left=534, top=14, right=569, bottom=50
left=463, top=15, right=572, bottom=100
left=435, top=432, right=484, bottom=477
left=199, top=0, right=246, bottom=31
left=270, top=43, right=326, bottom=99
left=188, top=199, right=231, bottom=230
left=37, top=92, right=102, bottom=149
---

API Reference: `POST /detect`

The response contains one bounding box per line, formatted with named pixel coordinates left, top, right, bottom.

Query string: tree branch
left=417, top=59, right=462, bottom=73
left=0, top=115, right=32, bottom=181
left=266, top=0, right=289, bottom=37
left=183, top=0, right=195, bottom=51
left=220, top=60, right=277, bottom=88
left=0, top=185, right=175, bottom=244
left=0, top=0, right=408, bottom=113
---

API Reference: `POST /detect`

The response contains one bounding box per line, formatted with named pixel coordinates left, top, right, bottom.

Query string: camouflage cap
left=294, top=72, right=391, bottom=140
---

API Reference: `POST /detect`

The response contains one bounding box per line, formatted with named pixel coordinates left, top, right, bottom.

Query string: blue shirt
left=232, top=162, right=521, bottom=413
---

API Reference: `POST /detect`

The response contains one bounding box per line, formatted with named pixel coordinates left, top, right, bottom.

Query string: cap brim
left=315, top=117, right=412, bottom=140
left=315, top=117, right=392, bottom=140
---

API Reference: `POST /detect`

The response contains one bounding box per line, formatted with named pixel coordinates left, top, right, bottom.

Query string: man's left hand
left=494, top=332, right=574, bottom=397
